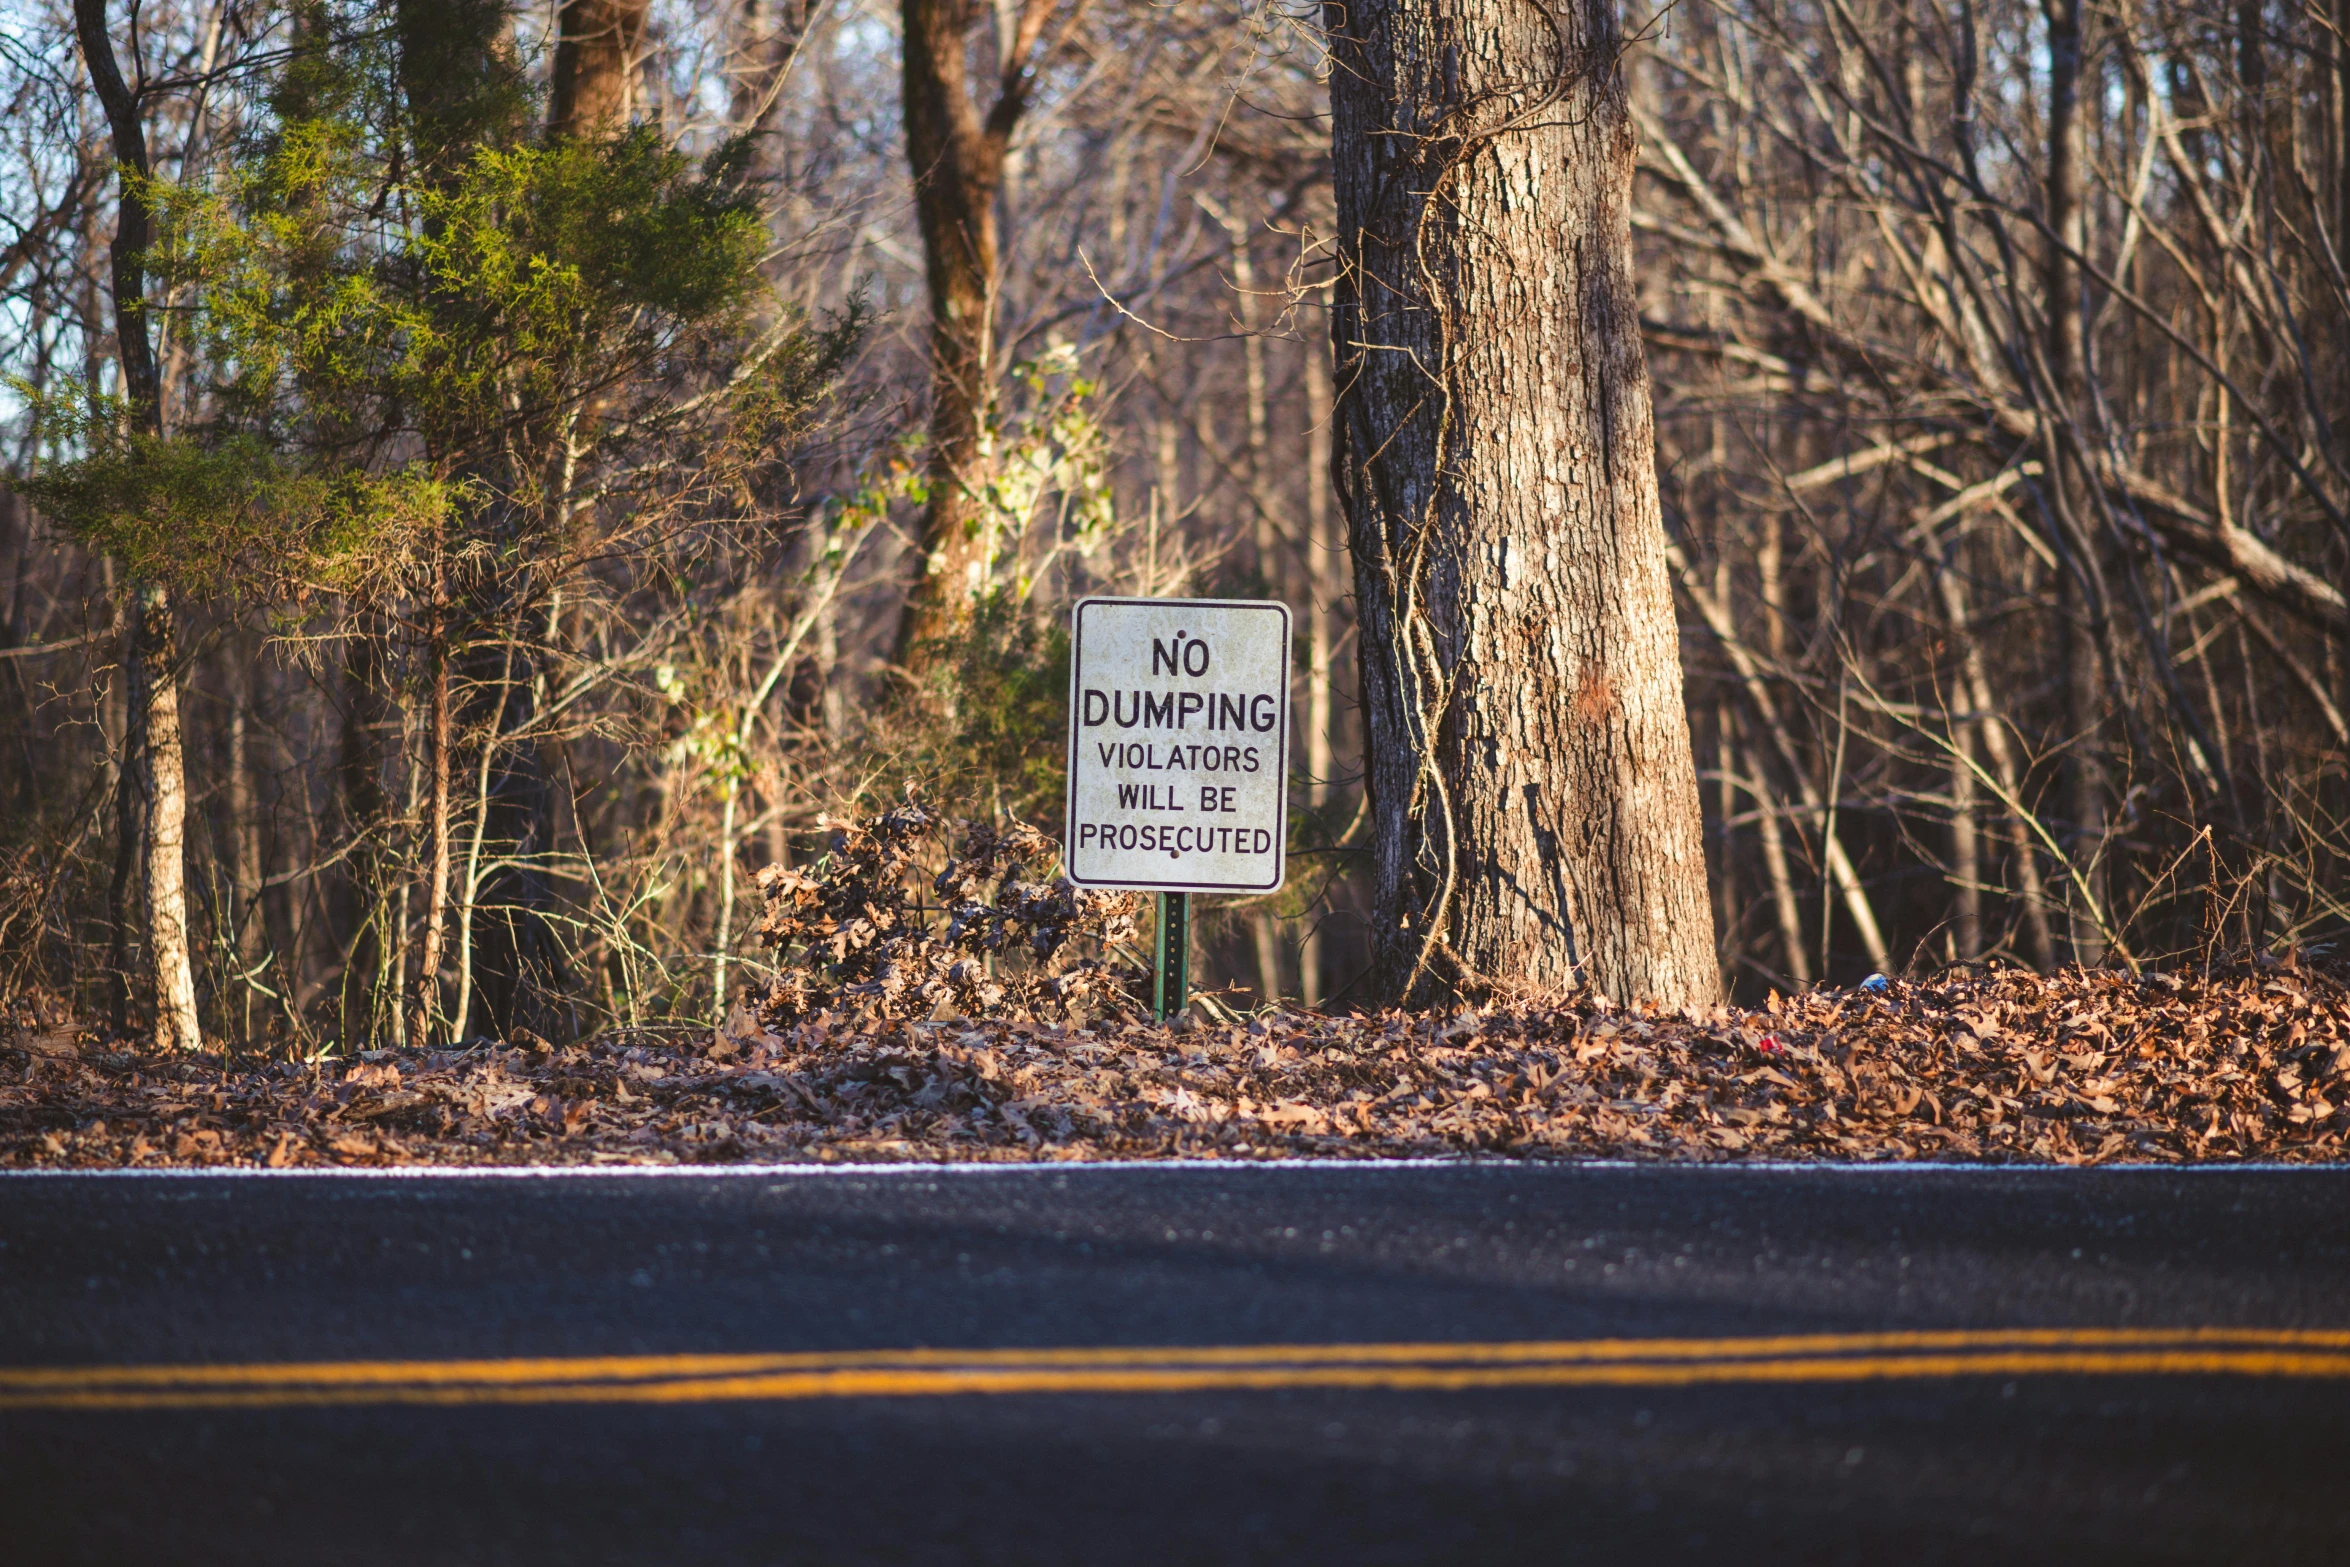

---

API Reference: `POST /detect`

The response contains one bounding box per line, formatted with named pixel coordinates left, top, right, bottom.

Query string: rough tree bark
left=549, top=0, right=650, bottom=139
left=893, top=0, right=1060, bottom=662
left=1326, top=0, right=1719, bottom=1007
left=74, top=0, right=204, bottom=1051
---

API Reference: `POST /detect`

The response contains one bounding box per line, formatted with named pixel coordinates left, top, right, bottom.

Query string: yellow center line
left=2, top=1329, right=2348, bottom=1411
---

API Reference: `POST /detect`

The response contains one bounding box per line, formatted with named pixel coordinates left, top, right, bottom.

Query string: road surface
left=3, top=1161, right=2347, bottom=1564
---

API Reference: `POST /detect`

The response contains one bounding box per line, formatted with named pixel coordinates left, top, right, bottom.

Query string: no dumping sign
left=1064, top=597, right=1290, bottom=893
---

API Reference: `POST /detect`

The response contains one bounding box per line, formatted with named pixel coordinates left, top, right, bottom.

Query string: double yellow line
left=5, top=1328, right=2347, bottom=1412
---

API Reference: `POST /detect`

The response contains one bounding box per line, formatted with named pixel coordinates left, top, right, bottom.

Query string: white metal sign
left=1064, top=596, right=1290, bottom=893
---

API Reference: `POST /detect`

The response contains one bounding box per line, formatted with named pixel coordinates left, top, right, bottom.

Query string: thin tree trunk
left=1744, top=743, right=1811, bottom=986
left=227, top=661, right=264, bottom=1039
left=451, top=694, right=503, bottom=1043
left=132, top=582, right=202, bottom=1050
left=1149, top=414, right=1181, bottom=593
left=1300, top=331, right=1335, bottom=1008
left=1232, top=221, right=1289, bottom=1010
left=1713, top=699, right=1737, bottom=982
left=337, top=631, right=387, bottom=1045
left=228, top=671, right=263, bottom=969
left=714, top=779, right=741, bottom=1024
left=1229, top=222, right=1278, bottom=584
left=1251, top=910, right=1283, bottom=1005
left=2043, top=0, right=2110, bottom=965
left=388, top=733, right=423, bottom=1049
left=2337, top=0, right=2350, bottom=253
left=1949, top=721, right=1983, bottom=961
left=1327, top=0, right=1719, bottom=1006
left=413, top=609, right=452, bottom=1045
left=76, top=0, right=202, bottom=1050
left=816, top=598, right=846, bottom=741
left=1936, top=548, right=1983, bottom=962
left=106, top=612, right=140, bottom=1034
left=894, top=0, right=1059, bottom=662
left=1938, top=568, right=2057, bottom=968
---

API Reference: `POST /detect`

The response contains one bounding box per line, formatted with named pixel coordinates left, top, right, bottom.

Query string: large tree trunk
left=75, top=0, right=204, bottom=1050
left=1326, top=0, right=1719, bottom=1007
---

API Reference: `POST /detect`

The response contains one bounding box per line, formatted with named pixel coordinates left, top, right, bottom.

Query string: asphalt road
left=3, top=1162, right=2348, bottom=1565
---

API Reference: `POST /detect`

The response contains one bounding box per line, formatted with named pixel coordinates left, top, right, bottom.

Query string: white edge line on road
left=0, top=1158, right=2332, bottom=1179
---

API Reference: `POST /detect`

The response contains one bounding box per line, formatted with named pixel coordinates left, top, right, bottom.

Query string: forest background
left=1, top=0, right=2345, bottom=1055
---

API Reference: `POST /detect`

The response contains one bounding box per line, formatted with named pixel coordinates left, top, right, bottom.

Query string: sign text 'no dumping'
left=1064, top=597, right=1290, bottom=893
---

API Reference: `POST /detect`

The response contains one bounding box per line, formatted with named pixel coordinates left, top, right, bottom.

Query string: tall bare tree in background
left=895, top=0, right=1074, bottom=659
left=1636, top=0, right=2349, bottom=984
left=1326, top=0, right=1721, bottom=1006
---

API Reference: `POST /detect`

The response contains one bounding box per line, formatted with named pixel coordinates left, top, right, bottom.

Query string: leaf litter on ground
left=9, top=957, right=2350, bottom=1169
left=7, top=803, right=2349, bottom=1169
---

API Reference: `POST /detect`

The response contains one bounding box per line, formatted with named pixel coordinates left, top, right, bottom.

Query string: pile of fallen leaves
left=6, top=957, right=2349, bottom=1168
left=747, top=803, right=1144, bottom=1025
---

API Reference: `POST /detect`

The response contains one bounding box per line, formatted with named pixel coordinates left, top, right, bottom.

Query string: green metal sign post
left=1153, top=892, right=1189, bottom=1022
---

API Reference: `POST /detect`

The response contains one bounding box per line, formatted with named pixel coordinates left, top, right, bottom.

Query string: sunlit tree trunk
left=105, top=604, right=138, bottom=1034
left=895, top=0, right=1061, bottom=662
left=75, top=0, right=203, bottom=1050
left=413, top=598, right=453, bottom=1045
left=1746, top=743, right=1810, bottom=988
left=130, top=583, right=202, bottom=1050
left=1327, top=0, right=1720, bottom=1006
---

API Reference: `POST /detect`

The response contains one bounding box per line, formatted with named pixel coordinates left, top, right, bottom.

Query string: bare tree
left=72, top=0, right=203, bottom=1051
left=1634, top=0, right=2349, bottom=979
left=894, top=0, right=1071, bottom=659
